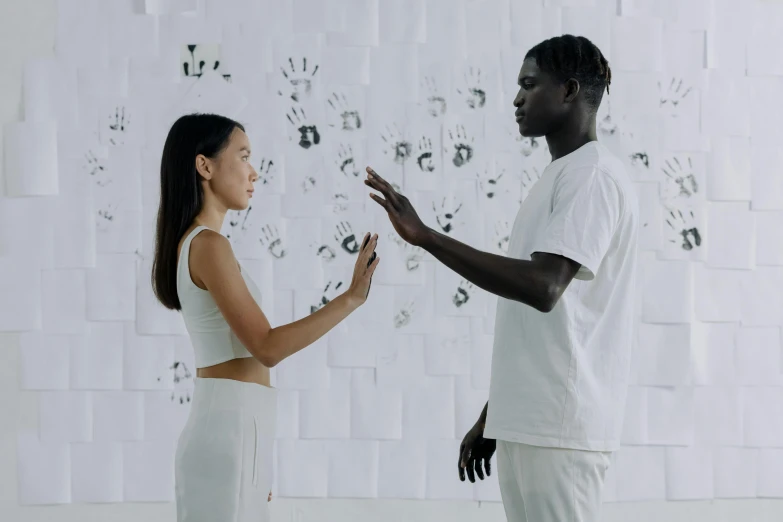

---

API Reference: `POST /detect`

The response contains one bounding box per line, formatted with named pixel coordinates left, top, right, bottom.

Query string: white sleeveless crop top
left=176, top=226, right=262, bottom=368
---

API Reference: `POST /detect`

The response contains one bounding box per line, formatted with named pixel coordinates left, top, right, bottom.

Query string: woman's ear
left=195, top=154, right=213, bottom=181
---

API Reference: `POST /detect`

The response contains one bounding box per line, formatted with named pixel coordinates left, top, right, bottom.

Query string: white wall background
left=2, top=0, right=783, bottom=521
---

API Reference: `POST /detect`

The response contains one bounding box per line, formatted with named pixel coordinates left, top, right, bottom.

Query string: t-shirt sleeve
left=529, top=166, right=622, bottom=281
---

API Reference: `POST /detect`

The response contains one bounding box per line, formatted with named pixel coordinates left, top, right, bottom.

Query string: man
left=365, top=35, right=639, bottom=522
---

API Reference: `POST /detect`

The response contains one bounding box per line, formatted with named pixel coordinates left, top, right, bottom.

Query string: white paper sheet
left=646, top=387, right=694, bottom=445
left=70, top=442, right=123, bottom=503
left=55, top=0, right=109, bottom=68
left=0, top=196, right=55, bottom=270
left=376, top=334, right=426, bottom=389
left=290, top=0, right=344, bottom=33
left=613, top=447, right=666, bottom=501
left=0, top=256, right=43, bottom=331
left=743, top=387, right=783, bottom=448
left=706, top=0, right=751, bottom=74
left=751, top=145, right=783, bottom=211
left=756, top=449, right=783, bottom=498
left=86, top=254, right=136, bottom=321
left=42, top=269, right=87, bottom=335
left=16, top=430, right=71, bottom=505
left=640, top=258, right=693, bottom=323
left=351, top=369, right=403, bottom=439
left=143, top=390, right=191, bottom=442
left=747, top=3, right=783, bottom=76
left=388, top=272, right=436, bottom=334
left=324, top=85, right=367, bottom=136
left=621, top=386, right=647, bottom=445
left=714, top=447, right=758, bottom=499
left=464, top=0, right=508, bottom=57
left=735, top=326, right=783, bottom=386
left=369, top=44, right=419, bottom=107
left=379, top=0, right=426, bottom=44
left=705, top=202, right=755, bottom=270
left=70, top=322, right=124, bottom=390
left=326, top=440, right=379, bottom=498
left=276, top=439, right=329, bottom=497
left=402, top=376, right=455, bottom=439
left=55, top=156, right=96, bottom=269
left=327, top=0, right=379, bottom=47
left=92, top=391, right=145, bottom=442
left=327, top=322, right=379, bottom=368
left=665, top=447, right=713, bottom=500
left=299, top=368, right=351, bottom=439
left=690, top=322, right=737, bottom=386
left=122, top=440, right=176, bottom=501
left=454, top=375, right=489, bottom=437
left=634, top=324, right=692, bottom=386
left=274, top=389, right=299, bottom=439
left=377, top=440, right=427, bottom=498
left=425, top=0, right=468, bottom=59
left=426, top=438, right=473, bottom=500
left=610, top=16, right=663, bottom=72
left=693, top=386, right=742, bottom=447
left=38, top=391, right=92, bottom=443
left=508, top=1, right=560, bottom=51
left=755, top=212, right=783, bottom=265
left=403, top=110, right=444, bottom=192
left=23, top=57, right=79, bottom=124
left=701, top=72, right=750, bottom=138
left=693, top=265, right=741, bottom=322
left=708, top=137, right=752, bottom=201
left=424, top=317, right=472, bottom=376
left=19, top=332, right=72, bottom=390
left=273, top=337, right=330, bottom=390
left=749, top=78, right=783, bottom=150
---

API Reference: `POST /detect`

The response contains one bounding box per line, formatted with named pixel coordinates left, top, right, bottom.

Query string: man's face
left=512, top=58, right=567, bottom=138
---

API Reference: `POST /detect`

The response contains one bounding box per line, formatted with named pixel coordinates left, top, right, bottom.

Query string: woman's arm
left=191, top=229, right=378, bottom=367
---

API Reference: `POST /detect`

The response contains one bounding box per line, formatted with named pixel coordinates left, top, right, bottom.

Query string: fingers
left=369, top=192, right=391, bottom=211
left=458, top=443, right=466, bottom=482
left=474, top=456, right=484, bottom=481
left=366, top=167, right=402, bottom=209
left=465, top=456, right=476, bottom=483
left=484, top=456, right=492, bottom=477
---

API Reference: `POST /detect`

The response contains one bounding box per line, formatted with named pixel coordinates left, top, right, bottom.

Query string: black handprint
left=662, top=156, right=698, bottom=198
left=381, top=124, right=412, bottom=165
left=447, top=125, right=475, bottom=167
left=286, top=106, right=320, bottom=149
left=108, top=106, right=129, bottom=145
left=85, top=150, right=108, bottom=186
left=452, top=279, right=474, bottom=308
left=630, top=152, right=650, bottom=169
left=259, top=224, right=286, bottom=258
left=257, top=158, right=275, bottom=186
left=169, top=360, right=193, bottom=405
left=310, top=280, right=344, bottom=313
left=477, top=168, right=504, bottom=199
left=493, top=220, right=510, bottom=253
left=335, top=144, right=359, bottom=177
left=278, top=57, right=319, bottom=102
left=416, top=137, right=435, bottom=172
left=598, top=113, right=618, bottom=137
left=422, top=76, right=447, bottom=117
left=316, top=244, right=337, bottom=261
left=666, top=209, right=701, bottom=251
left=327, top=92, right=362, bottom=131
left=456, top=67, right=486, bottom=109
left=183, top=44, right=221, bottom=78
left=334, top=221, right=359, bottom=254
left=659, top=77, right=692, bottom=111
left=401, top=242, right=424, bottom=271
left=515, top=135, right=539, bottom=157
left=394, top=300, right=416, bottom=328
left=226, top=206, right=252, bottom=240
left=301, top=176, right=316, bottom=193
left=433, top=197, right=463, bottom=234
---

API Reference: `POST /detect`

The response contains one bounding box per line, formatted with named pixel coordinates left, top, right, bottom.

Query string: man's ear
left=195, top=154, right=212, bottom=181
left=564, top=78, right=580, bottom=103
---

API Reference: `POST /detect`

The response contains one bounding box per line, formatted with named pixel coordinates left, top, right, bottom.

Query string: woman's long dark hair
left=151, top=113, right=244, bottom=310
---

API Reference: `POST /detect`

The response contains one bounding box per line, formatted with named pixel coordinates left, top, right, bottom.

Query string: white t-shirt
left=483, top=140, right=639, bottom=452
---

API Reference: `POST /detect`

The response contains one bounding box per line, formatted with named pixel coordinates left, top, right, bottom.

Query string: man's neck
left=545, top=115, right=598, bottom=162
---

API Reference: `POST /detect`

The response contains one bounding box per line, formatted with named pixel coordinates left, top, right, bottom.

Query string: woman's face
left=200, top=127, right=258, bottom=211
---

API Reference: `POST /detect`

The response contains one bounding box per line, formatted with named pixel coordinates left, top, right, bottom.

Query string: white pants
left=175, top=377, right=277, bottom=522
left=497, top=440, right=611, bottom=522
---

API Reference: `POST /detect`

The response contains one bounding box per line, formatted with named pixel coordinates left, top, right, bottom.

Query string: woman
left=151, top=113, right=379, bottom=521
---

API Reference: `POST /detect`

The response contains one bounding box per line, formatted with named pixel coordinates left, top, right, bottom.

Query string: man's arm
left=422, top=228, right=581, bottom=313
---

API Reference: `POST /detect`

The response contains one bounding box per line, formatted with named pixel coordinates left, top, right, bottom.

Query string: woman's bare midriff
left=196, top=356, right=272, bottom=387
